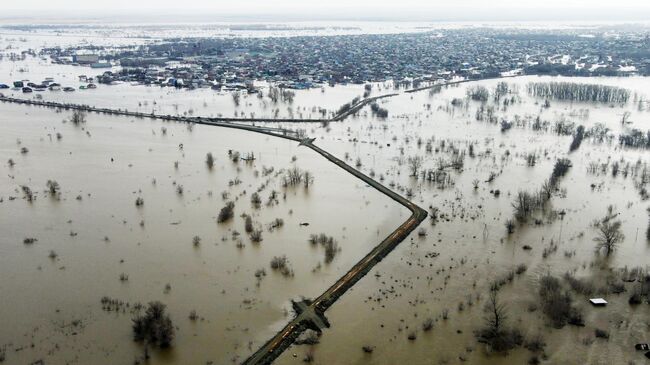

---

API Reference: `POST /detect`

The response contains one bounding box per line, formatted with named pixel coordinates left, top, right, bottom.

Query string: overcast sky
left=4, top=0, right=650, bottom=21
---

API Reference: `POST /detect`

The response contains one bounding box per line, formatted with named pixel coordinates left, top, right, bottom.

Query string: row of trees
left=267, top=86, right=295, bottom=104
left=527, top=82, right=630, bottom=103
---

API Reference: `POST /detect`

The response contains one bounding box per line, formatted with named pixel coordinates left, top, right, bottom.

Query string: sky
left=4, top=0, right=650, bottom=21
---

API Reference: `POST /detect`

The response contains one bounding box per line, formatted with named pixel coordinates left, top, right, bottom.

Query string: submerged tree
left=550, top=158, right=572, bottom=186
left=217, top=202, right=235, bottom=223
left=282, top=167, right=314, bottom=188
left=538, top=274, right=584, bottom=328
left=569, top=125, right=585, bottom=152
left=70, top=110, right=87, bottom=125
left=370, top=102, right=388, bottom=118
left=303, top=171, right=314, bottom=189
left=46, top=179, right=60, bottom=196
left=527, top=82, right=630, bottom=103
left=408, top=156, right=423, bottom=177
left=618, top=128, right=650, bottom=149
left=646, top=207, right=650, bottom=241
left=244, top=215, right=254, bottom=233
left=206, top=152, right=214, bottom=169
left=505, top=219, right=515, bottom=234
left=132, top=301, right=175, bottom=348
left=232, top=92, right=241, bottom=106
left=594, top=220, right=624, bottom=256
left=475, top=288, right=523, bottom=352
left=21, top=185, right=34, bottom=202
left=251, top=192, right=262, bottom=208
left=467, top=85, right=490, bottom=102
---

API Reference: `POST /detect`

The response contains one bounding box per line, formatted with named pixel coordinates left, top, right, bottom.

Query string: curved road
left=241, top=141, right=427, bottom=365
left=2, top=89, right=429, bottom=365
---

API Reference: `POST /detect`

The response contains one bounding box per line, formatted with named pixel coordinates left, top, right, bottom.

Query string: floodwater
left=2, top=38, right=650, bottom=365
left=0, top=103, right=408, bottom=364
left=273, top=77, right=650, bottom=364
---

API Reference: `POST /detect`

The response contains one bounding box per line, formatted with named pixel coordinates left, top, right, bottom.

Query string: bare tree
left=70, top=110, right=87, bottom=125
left=232, top=92, right=241, bottom=107
left=539, top=179, right=553, bottom=201
left=594, top=220, right=624, bottom=255
left=283, top=167, right=303, bottom=186
left=206, top=152, right=214, bottom=169
left=485, top=289, right=507, bottom=333
left=46, top=180, right=60, bottom=196
left=621, top=111, right=631, bottom=125
left=251, top=192, right=262, bottom=209
left=300, top=171, right=313, bottom=189
left=475, top=288, right=523, bottom=352
left=408, top=156, right=423, bottom=177
left=21, top=185, right=34, bottom=202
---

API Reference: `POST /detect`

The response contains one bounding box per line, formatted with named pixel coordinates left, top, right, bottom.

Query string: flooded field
left=0, top=102, right=409, bottom=364
left=272, top=77, right=650, bottom=364
left=2, top=47, right=650, bottom=365
left=0, top=56, right=369, bottom=120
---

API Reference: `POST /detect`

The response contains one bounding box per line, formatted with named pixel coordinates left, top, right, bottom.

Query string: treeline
left=524, top=63, right=629, bottom=77
left=527, top=82, right=630, bottom=103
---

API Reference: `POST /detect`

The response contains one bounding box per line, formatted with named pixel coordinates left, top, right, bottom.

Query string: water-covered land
left=1, top=23, right=650, bottom=365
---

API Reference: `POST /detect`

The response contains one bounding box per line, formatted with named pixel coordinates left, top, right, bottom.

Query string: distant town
left=20, top=27, right=650, bottom=92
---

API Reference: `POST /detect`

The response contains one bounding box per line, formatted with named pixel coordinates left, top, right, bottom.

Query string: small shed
left=589, top=298, right=607, bottom=306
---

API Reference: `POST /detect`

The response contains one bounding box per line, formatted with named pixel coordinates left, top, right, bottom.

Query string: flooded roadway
left=0, top=93, right=428, bottom=365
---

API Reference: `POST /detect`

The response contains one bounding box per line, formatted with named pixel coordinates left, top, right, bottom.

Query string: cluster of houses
left=94, top=66, right=257, bottom=91
left=121, top=29, right=649, bottom=83
left=30, top=28, right=650, bottom=91
left=3, top=76, right=96, bottom=93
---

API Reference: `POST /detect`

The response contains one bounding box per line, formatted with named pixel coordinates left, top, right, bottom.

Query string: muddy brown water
left=2, top=50, right=650, bottom=365
left=0, top=103, right=409, bottom=364
left=273, top=76, right=650, bottom=365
